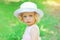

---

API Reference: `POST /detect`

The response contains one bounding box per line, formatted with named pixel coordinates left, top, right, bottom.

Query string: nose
left=26, top=17, right=30, bottom=20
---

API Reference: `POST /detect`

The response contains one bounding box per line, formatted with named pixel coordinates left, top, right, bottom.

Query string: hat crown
left=20, top=2, right=37, bottom=9
left=14, top=2, right=44, bottom=18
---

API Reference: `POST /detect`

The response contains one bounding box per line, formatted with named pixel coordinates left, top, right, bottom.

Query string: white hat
left=14, top=2, right=44, bottom=18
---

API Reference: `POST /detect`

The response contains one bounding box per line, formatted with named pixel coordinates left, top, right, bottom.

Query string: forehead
left=22, top=12, right=35, bottom=16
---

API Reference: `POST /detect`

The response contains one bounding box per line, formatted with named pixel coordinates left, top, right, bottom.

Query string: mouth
left=27, top=22, right=31, bottom=23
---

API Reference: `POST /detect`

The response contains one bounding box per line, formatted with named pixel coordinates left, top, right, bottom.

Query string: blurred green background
left=0, top=0, right=60, bottom=40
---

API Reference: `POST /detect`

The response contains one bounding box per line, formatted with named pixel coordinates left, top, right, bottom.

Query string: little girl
left=14, top=2, right=44, bottom=40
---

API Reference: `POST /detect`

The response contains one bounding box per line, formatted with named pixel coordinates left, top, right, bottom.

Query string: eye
left=29, top=15, right=32, bottom=17
left=23, top=16, right=27, bottom=18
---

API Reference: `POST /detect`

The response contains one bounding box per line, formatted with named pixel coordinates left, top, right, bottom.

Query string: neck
left=28, top=23, right=36, bottom=27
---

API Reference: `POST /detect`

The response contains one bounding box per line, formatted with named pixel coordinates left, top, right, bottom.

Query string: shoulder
left=31, top=25, right=39, bottom=30
left=30, top=25, right=39, bottom=33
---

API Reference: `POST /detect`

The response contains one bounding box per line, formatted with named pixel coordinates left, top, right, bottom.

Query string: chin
left=27, top=23, right=31, bottom=25
left=27, top=23, right=34, bottom=26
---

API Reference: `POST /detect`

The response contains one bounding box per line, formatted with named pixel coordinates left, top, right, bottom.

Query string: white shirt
left=22, top=24, right=41, bottom=40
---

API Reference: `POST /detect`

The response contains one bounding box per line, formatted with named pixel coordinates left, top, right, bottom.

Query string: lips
left=27, top=22, right=30, bottom=23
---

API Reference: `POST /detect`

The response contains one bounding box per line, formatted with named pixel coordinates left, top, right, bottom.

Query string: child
left=14, top=2, right=44, bottom=40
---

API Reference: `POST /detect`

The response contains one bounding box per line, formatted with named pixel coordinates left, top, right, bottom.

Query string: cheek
left=30, top=17, right=35, bottom=22
left=30, top=18, right=34, bottom=21
left=23, top=18, right=27, bottom=22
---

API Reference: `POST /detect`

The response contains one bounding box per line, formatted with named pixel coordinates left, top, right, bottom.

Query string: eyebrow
left=29, top=15, right=32, bottom=16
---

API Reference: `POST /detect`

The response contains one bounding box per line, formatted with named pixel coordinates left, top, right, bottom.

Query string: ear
left=18, top=16, right=23, bottom=21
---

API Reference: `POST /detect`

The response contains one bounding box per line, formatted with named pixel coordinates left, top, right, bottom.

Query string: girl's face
left=22, top=12, right=36, bottom=26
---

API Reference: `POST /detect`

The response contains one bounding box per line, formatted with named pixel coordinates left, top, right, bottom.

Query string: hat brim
left=14, top=8, right=44, bottom=18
